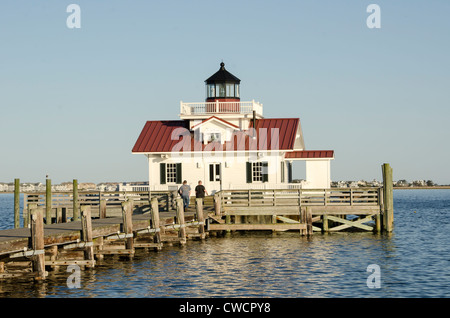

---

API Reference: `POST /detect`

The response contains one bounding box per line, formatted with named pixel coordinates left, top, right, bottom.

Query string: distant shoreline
left=393, top=186, right=450, bottom=190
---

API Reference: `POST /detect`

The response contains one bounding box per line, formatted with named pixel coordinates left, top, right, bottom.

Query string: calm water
left=0, top=190, right=449, bottom=298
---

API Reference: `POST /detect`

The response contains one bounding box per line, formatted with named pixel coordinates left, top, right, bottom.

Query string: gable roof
left=191, top=116, right=240, bottom=130
left=132, top=118, right=300, bottom=153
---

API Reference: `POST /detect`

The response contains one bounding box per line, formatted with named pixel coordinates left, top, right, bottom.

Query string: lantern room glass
left=206, top=83, right=240, bottom=99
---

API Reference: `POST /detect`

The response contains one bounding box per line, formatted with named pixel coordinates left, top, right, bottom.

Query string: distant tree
left=396, top=179, right=409, bottom=187
left=426, top=180, right=435, bottom=186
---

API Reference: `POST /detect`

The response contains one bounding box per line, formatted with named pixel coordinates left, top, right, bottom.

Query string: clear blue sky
left=1, top=1, right=449, bottom=184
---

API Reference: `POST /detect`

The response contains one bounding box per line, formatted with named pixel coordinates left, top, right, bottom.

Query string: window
left=204, top=132, right=221, bottom=143
left=252, top=162, right=263, bottom=182
left=209, top=164, right=221, bottom=182
left=235, top=84, right=239, bottom=97
left=226, top=83, right=235, bottom=97
left=207, top=84, right=215, bottom=98
left=160, top=163, right=182, bottom=184
left=216, top=83, right=225, bottom=97
left=246, top=161, right=268, bottom=183
left=166, top=163, right=178, bottom=183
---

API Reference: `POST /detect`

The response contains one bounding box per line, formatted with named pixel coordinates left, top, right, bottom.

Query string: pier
left=1, top=164, right=394, bottom=281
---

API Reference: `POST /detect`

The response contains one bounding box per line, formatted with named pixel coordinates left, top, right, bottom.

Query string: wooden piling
left=121, top=199, right=135, bottom=253
left=382, top=163, right=394, bottom=232
left=14, top=178, right=20, bottom=228
left=306, top=207, right=313, bottom=236
left=322, top=214, right=329, bottom=233
left=99, top=199, right=107, bottom=219
left=214, top=193, right=221, bottom=216
left=196, top=198, right=205, bottom=239
left=176, top=198, right=187, bottom=244
left=151, top=197, right=162, bottom=245
left=81, top=205, right=95, bottom=267
left=46, top=178, right=52, bottom=225
left=30, top=207, right=46, bottom=280
left=73, top=179, right=79, bottom=221
left=62, top=207, right=68, bottom=223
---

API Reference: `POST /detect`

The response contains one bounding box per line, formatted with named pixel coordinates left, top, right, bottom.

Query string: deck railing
left=219, top=188, right=381, bottom=208
left=180, top=100, right=263, bottom=117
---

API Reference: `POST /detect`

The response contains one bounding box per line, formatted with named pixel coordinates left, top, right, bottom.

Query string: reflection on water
left=0, top=190, right=449, bottom=298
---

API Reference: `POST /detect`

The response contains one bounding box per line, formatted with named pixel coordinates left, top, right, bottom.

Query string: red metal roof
left=132, top=118, right=300, bottom=153
left=285, top=150, right=334, bottom=159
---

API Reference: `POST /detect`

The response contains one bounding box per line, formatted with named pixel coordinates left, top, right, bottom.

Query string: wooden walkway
left=1, top=164, right=394, bottom=280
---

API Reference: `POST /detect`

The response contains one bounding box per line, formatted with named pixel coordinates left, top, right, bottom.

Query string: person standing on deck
left=178, top=180, right=191, bottom=210
left=195, top=180, right=208, bottom=203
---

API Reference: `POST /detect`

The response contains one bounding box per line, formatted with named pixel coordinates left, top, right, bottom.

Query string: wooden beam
left=46, top=178, right=52, bottom=225
left=14, top=178, right=20, bottom=228
left=30, top=207, right=46, bottom=280
left=214, top=193, right=221, bottom=216
left=382, top=163, right=394, bottom=232
left=209, top=223, right=306, bottom=231
left=176, top=198, right=187, bottom=244
left=81, top=205, right=95, bottom=267
left=121, top=199, right=135, bottom=254
left=99, top=199, right=106, bottom=219
left=327, top=215, right=374, bottom=231
left=73, top=179, right=79, bottom=221
left=196, top=198, right=205, bottom=239
left=151, top=197, right=162, bottom=246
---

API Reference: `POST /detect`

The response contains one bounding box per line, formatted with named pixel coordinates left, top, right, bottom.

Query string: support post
left=73, top=179, right=79, bottom=221
left=14, top=178, right=20, bottom=228
left=382, top=163, right=394, bottom=232
left=214, top=193, right=221, bottom=216
left=99, top=199, right=107, bottom=219
left=56, top=207, right=62, bottom=223
left=61, top=207, right=68, bottom=223
left=196, top=198, right=205, bottom=239
left=81, top=205, right=95, bottom=267
left=122, top=199, right=135, bottom=253
left=151, top=197, right=162, bottom=246
left=46, top=178, right=52, bottom=224
left=176, top=198, right=187, bottom=244
left=306, top=207, right=313, bottom=236
left=30, top=207, right=46, bottom=280
left=322, top=214, right=329, bottom=233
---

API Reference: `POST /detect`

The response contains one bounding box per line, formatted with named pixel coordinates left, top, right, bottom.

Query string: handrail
left=218, top=187, right=381, bottom=207
left=180, top=100, right=263, bottom=117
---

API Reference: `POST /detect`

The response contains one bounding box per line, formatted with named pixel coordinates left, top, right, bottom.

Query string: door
left=209, top=163, right=222, bottom=192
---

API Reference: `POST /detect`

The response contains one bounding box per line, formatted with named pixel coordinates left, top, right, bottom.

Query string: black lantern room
left=205, top=62, right=241, bottom=102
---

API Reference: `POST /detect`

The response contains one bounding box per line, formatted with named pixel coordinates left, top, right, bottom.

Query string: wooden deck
left=2, top=163, right=394, bottom=280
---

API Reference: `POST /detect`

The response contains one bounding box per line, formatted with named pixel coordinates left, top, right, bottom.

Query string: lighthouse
left=132, top=62, right=334, bottom=193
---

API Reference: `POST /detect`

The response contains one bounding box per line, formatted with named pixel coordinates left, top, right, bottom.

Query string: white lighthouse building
left=132, top=62, right=334, bottom=193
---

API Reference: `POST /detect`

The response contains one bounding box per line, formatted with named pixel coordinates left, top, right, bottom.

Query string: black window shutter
left=288, top=162, right=293, bottom=183
left=281, top=162, right=285, bottom=183
left=176, top=163, right=182, bottom=184
left=209, top=164, right=214, bottom=182
left=262, top=161, right=269, bottom=183
left=160, top=163, right=166, bottom=185
left=216, top=164, right=221, bottom=181
left=246, top=162, right=252, bottom=183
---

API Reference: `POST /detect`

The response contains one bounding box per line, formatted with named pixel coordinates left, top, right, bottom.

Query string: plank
left=209, top=223, right=306, bottom=231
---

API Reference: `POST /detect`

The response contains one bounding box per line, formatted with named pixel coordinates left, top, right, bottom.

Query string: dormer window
left=204, top=132, right=221, bottom=143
